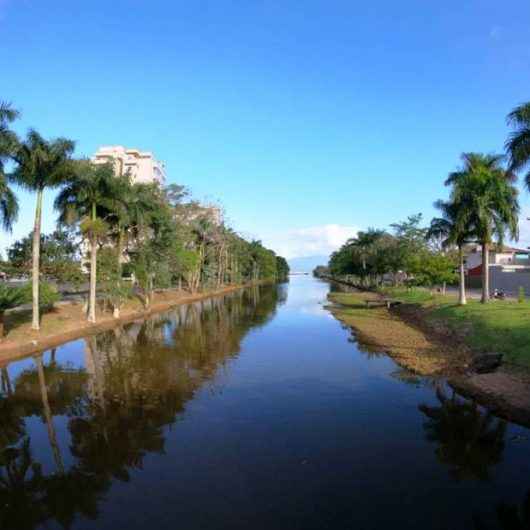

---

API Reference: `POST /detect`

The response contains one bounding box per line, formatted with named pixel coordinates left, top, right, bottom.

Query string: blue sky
left=1, top=0, right=530, bottom=259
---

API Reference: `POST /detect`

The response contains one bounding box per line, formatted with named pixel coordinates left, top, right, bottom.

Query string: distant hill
left=288, top=255, right=329, bottom=273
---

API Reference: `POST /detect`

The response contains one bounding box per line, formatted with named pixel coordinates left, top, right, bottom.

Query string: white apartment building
left=92, top=145, right=166, bottom=185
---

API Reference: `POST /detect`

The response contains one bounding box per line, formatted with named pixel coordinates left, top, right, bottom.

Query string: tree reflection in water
left=473, top=491, right=530, bottom=529
left=0, top=284, right=281, bottom=529
left=419, top=386, right=507, bottom=482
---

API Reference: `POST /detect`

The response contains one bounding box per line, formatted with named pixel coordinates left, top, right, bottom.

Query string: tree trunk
left=32, top=188, right=43, bottom=330
left=481, top=241, right=489, bottom=304
left=88, top=235, right=97, bottom=322
left=458, top=246, right=467, bottom=305
left=0, top=311, right=4, bottom=338
left=35, top=355, right=64, bottom=474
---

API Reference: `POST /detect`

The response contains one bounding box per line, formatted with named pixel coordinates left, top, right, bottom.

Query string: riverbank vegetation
left=316, top=100, right=530, bottom=306
left=316, top=99, right=530, bottom=368
left=0, top=101, right=289, bottom=341
left=379, top=287, right=530, bottom=368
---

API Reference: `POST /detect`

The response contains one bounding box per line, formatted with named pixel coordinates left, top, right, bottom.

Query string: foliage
left=0, top=284, right=28, bottom=312
left=97, top=248, right=132, bottom=310
left=0, top=102, right=20, bottom=232
left=6, top=229, right=81, bottom=277
left=20, top=282, right=60, bottom=307
left=329, top=214, right=455, bottom=289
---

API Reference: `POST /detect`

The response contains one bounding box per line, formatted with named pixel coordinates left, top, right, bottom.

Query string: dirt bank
left=328, top=289, right=530, bottom=428
left=327, top=291, right=472, bottom=376
left=0, top=283, right=261, bottom=365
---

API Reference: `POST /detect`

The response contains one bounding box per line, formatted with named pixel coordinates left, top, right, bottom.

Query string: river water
left=1, top=275, right=530, bottom=529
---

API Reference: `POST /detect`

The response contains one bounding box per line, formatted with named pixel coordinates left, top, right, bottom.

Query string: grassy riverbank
left=380, top=287, right=530, bottom=368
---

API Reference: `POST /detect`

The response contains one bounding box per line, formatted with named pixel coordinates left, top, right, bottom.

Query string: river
left=1, top=275, right=530, bottom=529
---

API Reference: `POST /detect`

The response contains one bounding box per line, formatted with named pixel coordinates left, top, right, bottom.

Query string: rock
left=472, top=353, right=503, bottom=374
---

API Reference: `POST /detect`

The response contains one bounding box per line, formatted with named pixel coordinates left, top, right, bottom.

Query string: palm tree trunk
left=88, top=202, right=98, bottom=323
left=458, top=246, right=467, bottom=305
left=31, top=188, right=43, bottom=330
left=88, top=235, right=97, bottom=322
left=114, top=227, right=123, bottom=319
left=35, top=355, right=64, bottom=474
left=481, top=241, right=490, bottom=303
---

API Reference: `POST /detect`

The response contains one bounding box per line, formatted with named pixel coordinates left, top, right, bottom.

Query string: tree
left=0, top=102, right=20, bottom=232
left=445, top=153, right=519, bottom=303
left=55, top=161, right=116, bottom=323
left=10, top=130, right=75, bottom=329
left=506, top=101, right=530, bottom=180
left=6, top=229, right=81, bottom=279
left=427, top=200, right=472, bottom=305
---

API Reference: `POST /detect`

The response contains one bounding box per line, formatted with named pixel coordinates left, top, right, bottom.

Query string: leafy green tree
left=10, top=130, right=75, bottom=330
left=446, top=153, right=519, bottom=303
left=427, top=200, right=472, bottom=305
left=96, top=247, right=132, bottom=318
left=6, top=229, right=81, bottom=279
left=276, top=256, right=290, bottom=281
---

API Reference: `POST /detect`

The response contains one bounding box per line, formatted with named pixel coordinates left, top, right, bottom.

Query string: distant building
left=464, top=244, right=530, bottom=295
left=92, top=145, right=166, bottom=185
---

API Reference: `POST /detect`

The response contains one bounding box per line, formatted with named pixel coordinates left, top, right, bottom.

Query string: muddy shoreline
left=326, top=287, right=530, bottom=428
left=0, top=282, right=263, bottom=365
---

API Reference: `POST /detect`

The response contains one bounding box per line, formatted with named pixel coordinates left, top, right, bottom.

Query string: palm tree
left=10, top=130, right=75, bottom=330
left=0, top=102, right=20, bottom=232
left=55, top=161, right=116, bottom=323
left=427, top=200, right=472, bottom=305
left=445, top=153, right=519, bottom=303
left=506, top=101, right=530, bottom=180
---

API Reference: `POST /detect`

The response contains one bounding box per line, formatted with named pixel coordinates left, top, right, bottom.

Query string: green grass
left=381, top=286, right=530, bottom=367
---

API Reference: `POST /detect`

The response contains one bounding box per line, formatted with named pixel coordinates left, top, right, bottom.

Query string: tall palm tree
left=0, top=102, right=20, bottom=232
left=10, top=130, right=75, bottom=329
left=506, top=101, right=530, bottom=182
left=55, top=161, right=115, bottom=323
left=445, top=153, right=519, bottom=303
left=427, top=200, right=472, bottom=305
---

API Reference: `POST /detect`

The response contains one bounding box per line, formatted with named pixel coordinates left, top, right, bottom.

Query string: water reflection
left=473, top=491, right=530, bottom=529
left=419, top=386, right=507, bottom=482
left=0, top=285, right=282, bottom=529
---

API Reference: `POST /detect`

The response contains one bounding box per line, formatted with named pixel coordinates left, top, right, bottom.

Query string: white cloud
left=263, top=224, right=358, bottom=259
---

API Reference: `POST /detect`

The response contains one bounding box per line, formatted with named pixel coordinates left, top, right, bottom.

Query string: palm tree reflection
left=0, top=284, right=281, bottom=529
left=419, top=386, right=506, bottom=481
left=473, top=491, right=530, bottom=529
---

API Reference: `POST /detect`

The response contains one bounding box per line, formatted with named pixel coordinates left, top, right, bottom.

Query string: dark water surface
left=1, top=276, right=530, bottom=530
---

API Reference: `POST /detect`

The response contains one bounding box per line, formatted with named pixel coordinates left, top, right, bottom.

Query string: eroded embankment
left=328, top=290, right=530, bottom=427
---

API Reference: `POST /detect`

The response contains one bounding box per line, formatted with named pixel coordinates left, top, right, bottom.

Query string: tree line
left=316, top=100, right=530, bottom=305
left=0, top=101, right=289, bottom=334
